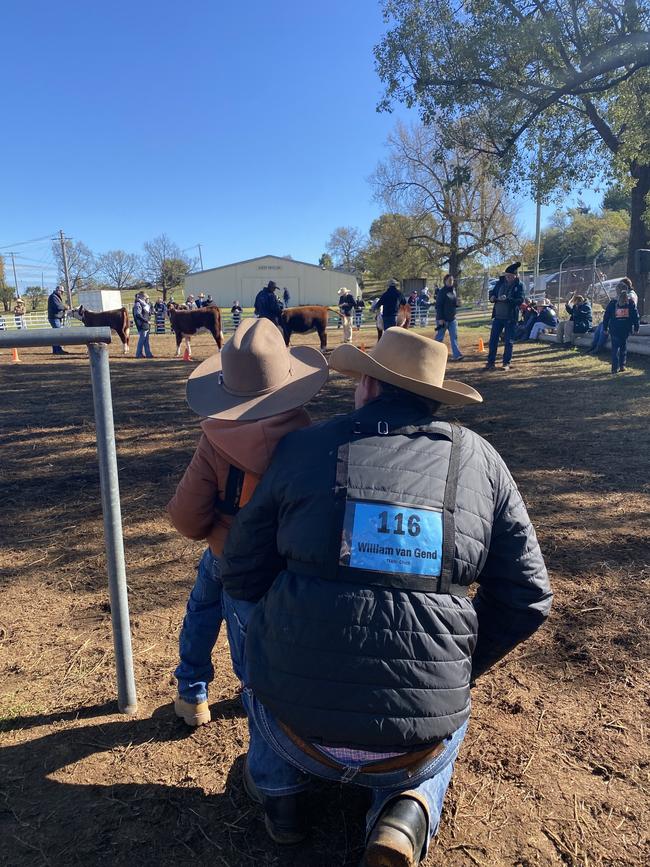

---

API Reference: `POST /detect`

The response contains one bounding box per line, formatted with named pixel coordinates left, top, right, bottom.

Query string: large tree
left=541, top=206, right=630, bottom=269
left=366, top=212, right=435, bottom=280
left=97, top=250, right=141, bottom=290
left=325, top=226, right=367, bottom=273
left=0, top=256, right=11, bottom=312
left=143, top=234, right=195, bottom=301
left=370, top=122, right=520, bottom=277
left=376, top=0, right=650, bottom=310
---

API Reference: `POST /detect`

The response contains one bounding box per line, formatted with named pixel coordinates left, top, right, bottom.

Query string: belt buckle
left=377, top=421, right=389, bottom=436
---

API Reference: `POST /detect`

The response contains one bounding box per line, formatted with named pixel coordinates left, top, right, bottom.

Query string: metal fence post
left=87, top=341, right=138, bottom=714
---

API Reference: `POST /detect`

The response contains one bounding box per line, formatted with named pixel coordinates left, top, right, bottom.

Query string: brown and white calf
left=70, top=306, right=130, bottom=353
left=168, top=305, right=223, bottom=357
left=280, top=305, right=343, bottom=350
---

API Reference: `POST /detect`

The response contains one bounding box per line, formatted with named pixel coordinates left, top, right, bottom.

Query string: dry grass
left=1, top=324, right=649, bottom=866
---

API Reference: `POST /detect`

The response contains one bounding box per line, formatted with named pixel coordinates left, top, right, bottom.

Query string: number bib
left=340, top=499, right=443, bottom=578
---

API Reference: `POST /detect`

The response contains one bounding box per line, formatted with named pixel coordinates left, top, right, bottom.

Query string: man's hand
left=437, top=319, right=445, bottom=326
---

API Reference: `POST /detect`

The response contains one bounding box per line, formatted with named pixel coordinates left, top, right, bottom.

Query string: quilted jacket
left=222, top=394, right=552, bottom=749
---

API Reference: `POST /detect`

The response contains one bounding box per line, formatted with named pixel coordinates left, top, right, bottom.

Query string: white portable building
left=77, top=289, right=123, bottom=311
left=183, top=255, right=359, bottom=308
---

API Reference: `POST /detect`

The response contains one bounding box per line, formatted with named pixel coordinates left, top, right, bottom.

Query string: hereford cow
left=280, top=305, right=341, bottom=350
left=70, top=306, right=130, bottom=353
left=376, top=303, right=411, bottom=340
left=168, top=305, right=223, bottom=358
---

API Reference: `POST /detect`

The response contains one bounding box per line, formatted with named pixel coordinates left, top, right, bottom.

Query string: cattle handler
left=220, top=328, right=552, bottom=866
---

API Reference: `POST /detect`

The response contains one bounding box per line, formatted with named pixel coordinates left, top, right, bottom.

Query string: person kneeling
left=220, top=329, right=552, bottom=865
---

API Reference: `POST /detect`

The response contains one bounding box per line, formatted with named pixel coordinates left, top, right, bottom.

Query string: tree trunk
left=448, top=221, right=460, bottom=279
left=627, top=161, right=650, bottom=316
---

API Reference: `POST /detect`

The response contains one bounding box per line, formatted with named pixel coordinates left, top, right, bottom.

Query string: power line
left=0, top=233, right=56, bottom=251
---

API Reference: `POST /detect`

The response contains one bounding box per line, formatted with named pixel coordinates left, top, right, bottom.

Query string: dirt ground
left=1, top=322, right=649, bottom=867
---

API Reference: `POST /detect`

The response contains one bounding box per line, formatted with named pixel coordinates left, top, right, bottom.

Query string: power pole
left=59, top=229, right=73, bottom=307
left=197, top=243, right=204, bottom=271
left=9, top=252, right=20, bottom=298
left=534, top=140, right=543, bottom=291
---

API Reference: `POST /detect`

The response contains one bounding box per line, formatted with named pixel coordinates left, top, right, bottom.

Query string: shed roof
left=188, top=254, right=357, bottom=279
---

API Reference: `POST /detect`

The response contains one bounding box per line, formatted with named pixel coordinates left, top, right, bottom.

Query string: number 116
left=378, top=510, right=421, bottom=537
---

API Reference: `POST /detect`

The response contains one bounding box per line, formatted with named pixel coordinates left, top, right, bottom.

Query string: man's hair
left=378, top=381, right=440, bottom=415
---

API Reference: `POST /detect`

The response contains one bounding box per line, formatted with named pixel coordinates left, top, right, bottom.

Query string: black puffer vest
left=243, top=398, right=484, bottom=748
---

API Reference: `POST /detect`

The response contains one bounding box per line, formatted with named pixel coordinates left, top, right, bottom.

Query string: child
left=167, top=317, right=327, bottom=725
left=602, top=289, right=640, bottom=374
left=230, top=300, right=242, bottom=329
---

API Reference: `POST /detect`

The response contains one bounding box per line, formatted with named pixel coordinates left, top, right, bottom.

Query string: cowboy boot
left=362, top=797, right=427, bottom=867
left=243, top=761, right=306, bottom=845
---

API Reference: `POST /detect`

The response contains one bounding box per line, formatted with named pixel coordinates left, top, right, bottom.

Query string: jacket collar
left=351, top=395, right=436, bottom=434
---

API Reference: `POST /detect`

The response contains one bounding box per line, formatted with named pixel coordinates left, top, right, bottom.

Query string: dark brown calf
left=169, top=306, right=223, bottom=357
left=71, top=306, right=130, bottom=353
left=376, top=303, right=411, bottom=340
left=280, top=305, right=336, bottom=350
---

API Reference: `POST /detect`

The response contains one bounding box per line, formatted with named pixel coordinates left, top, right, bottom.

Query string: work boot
left=243, top=761, right=306, bottom=845
left=174, top=695, right=211, bottom=726
left=484, top=362, right=496, bottom=371
left=362, top=797, right=427, bottom=867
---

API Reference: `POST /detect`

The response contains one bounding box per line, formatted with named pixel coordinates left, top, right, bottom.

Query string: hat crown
left=221, top=318, right=291, bottom=396
left=370, top=328, right=447, bottom=388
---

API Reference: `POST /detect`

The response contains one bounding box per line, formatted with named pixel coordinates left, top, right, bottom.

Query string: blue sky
left=2, top=1, right=600, bottom=289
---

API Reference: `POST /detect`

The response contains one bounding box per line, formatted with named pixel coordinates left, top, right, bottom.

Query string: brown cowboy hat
left=186, top=317, right=328, bottom=420
left=329, top=328, right=482, bottom=407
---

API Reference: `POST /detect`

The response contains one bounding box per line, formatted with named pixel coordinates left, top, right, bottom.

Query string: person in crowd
left=283, top=287, right=291, bottom=307
left=528, top=300, right=558, bottom=340
left=434, top=274, right=463, bottom=360
left=485, top=262, right=524, bottom=370
left=514, top=298, right=537, bottom=341
left=205, top=294, right=214, bottom=306
left=565, top=294, right=592, bottom=334
left=196, top=293, right=207, bottom=308
left=353, top=292, right=366, bottom=330
left=47, top=285, right=69, bottom=355
left=153, top=299, right=167, bottom=334
left=418, top=287, right=431, bottom=326
left=254, top=281, right=282, bottom=326
left=408, top=290, right=418, bottom=323
left=602, top=288, right=640, bottom=374
left=375, top=279, right=405, bottom=333
left=231, top=300, right=243, bottom=329
left=167, top=317, right=327, bottom=727
left=338, top=287, right=356, bottom=344
left=587, top=278, right=637, bottom=354
left=186, top=295, right=197, bottom=310
left=219, top=328, right=552, bottom=863
left=13, top=298, right=27, bottom=329
left=133, top=291, right=154, bottom=358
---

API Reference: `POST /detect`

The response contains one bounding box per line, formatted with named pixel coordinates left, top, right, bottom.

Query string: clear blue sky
left=2, top=0, right=600, bottom=289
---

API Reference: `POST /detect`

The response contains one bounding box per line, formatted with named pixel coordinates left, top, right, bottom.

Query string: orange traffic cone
left=477, top=337, right=485, bottom=353
left=11, top=348, right=21, bottom=363
left=182, top=347, right=192, bottom=362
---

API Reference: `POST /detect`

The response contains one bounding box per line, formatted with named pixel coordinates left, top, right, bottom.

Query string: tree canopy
left=370, top=121, right=521, bottom=277
left=376, top=0, right=650, bottom=309
left=325, top=226, right=367, bottom=273
left=540, top=206, right=630, bottom=269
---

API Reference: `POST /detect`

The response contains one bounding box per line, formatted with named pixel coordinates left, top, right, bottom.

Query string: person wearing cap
left=338, top=287, right=356, bottom=343
left=133, top=291, right=153, bottom=358
left=374, top=278, right=405, bottom=333
left=220, top=328, right=552, bottom=863
left=485, top=262, right=524, bottom=370
left=528, top=299, right=558, bottom=340
left=254, top=280, right=282, bottom=326
left=186, top=294, right=197, bottom=310
left=167, top=318, right=327, bottom=726
left=47, top=285, right=69, bottom=355
left=230, top=299, right=243, bottom=329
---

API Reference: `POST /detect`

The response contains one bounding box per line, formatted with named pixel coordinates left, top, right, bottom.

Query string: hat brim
left=187, top=345, right=328, bottom=420
left=329, top=343, right=482, bottom=407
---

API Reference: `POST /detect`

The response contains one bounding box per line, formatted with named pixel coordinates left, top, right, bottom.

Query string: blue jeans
left=435, top=319, right=463, bottom=358
left=49, top=317, right=64, bottom=354
left=136, top=329, right=153, bottom=357
left=222, top=590, right=467, bottom=856
left=175, top=549, right=224, bottom=703
left=611, top=335, right=627, bottom=372
left=487, top=318, right=515, bottom=365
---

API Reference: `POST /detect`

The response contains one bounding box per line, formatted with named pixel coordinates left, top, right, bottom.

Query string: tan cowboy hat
left=186, top=317, right=328, bottom=420
left=329, top=328, right=482, bottom=407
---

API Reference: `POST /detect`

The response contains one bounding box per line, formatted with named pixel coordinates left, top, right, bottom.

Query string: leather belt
left=278, top=721, right=445, bottom=775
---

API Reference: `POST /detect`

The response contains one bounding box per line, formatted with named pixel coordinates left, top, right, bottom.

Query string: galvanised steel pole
left=87, top=341, right=137, bottom=714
